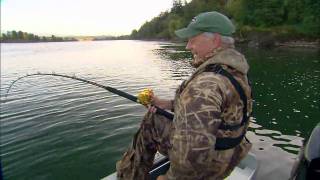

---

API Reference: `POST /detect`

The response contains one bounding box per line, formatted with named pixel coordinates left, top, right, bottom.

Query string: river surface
left=0, top=41, right=319, bottom=180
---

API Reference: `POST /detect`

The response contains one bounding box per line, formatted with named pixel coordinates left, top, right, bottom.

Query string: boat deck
left=102, top=152, right=257, bottom=180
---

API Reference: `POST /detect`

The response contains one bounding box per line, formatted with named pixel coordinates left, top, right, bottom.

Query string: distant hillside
left=130, top=0, right=320, bottom=41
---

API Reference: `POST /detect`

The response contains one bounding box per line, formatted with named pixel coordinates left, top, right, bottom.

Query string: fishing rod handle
left=154, top=106, right=174, bottom=120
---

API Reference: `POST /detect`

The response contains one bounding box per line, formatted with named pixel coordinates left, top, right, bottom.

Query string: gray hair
left=202, top=32, right=235, bottom=48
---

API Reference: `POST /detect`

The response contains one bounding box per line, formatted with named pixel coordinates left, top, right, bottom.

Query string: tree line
left=1, top=30, right=76, bottom=42
left=93, top=35, right=130, bottom=41
left=130, top=0, right=320, bottom=40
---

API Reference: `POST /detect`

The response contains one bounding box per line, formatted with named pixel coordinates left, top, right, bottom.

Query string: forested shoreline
left=2, top=0, right=319, bottom=47
left=130, top=0, right=320, bottom=47
left=0, top=30, right=77, bottom=43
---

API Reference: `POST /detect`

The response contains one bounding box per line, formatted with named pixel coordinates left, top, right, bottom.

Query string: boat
left=290, top=122, right=320, bottom=180
left=102, top=152, right=258, bottom=180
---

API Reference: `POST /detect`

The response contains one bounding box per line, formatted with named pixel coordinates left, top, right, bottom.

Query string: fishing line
left=5, top=72, right=174, bottom=120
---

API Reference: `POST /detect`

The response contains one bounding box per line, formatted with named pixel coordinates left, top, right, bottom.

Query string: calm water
left=0, top=41, right=319, bottom=180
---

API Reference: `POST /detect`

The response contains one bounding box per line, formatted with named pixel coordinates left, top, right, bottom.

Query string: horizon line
left=1, top=30, right=132, bottom=37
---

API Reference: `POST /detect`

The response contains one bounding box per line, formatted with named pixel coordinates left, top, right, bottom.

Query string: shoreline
left=0, top=40, right=77, bottom=43
left=1, top=39, right=319, bottom=49
left=275, top=41, right=319, bottom=49
left=235, top=38, right=319, bottom=49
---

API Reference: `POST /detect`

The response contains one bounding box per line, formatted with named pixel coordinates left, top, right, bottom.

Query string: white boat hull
left=102, top=152, right=258, bottom=180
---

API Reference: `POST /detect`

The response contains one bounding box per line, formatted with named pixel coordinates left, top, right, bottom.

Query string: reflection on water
left=153, top=43, right=193, bottom=81
left=1, top=41, right=319, bottom=180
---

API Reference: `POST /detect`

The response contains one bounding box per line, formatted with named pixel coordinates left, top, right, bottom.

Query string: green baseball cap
left=175, top=11, right=235, bottom=39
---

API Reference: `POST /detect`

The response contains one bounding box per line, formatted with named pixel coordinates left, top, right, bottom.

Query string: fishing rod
left=5, top=72, right=174, bottom=120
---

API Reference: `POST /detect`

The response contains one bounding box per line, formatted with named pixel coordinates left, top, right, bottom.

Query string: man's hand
left=151, top=93, right=173, bottom=110
left=148, top=93, right=173, bottom=113
left=150, top=94, right=166, bottom=109
left=157, top=175, right=166, bottom=180
left=148, top=104, right=158, bottom=113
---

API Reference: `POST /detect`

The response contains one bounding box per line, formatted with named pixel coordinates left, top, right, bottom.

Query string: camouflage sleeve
left=166, top=73, right=225, bottom=179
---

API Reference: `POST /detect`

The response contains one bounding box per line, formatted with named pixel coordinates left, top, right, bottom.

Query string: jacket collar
left=196, top=48, right=249, bottom=74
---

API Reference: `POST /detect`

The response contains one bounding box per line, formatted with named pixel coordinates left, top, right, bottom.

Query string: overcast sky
left=1, top=0, right=186, bottom=36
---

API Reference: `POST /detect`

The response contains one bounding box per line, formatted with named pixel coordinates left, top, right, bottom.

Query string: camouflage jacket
left=166, top=48, right=253, bottom=180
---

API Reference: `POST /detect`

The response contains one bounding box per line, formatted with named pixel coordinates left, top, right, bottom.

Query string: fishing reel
left=137, top=88, right=154, bottom=106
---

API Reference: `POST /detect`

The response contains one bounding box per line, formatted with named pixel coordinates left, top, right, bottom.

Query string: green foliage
left=301, top=0, right=320, bottom=36
left=1, top=33, right=8, bottom=40
left=131, top=29, right=138, bottom=39
left=244, top=0, right=285, bottom=27
left=225, top=0, right=246, bottom=23
left=11, top=31, right=18, bottom=40
left=130, top=0, right=319, bottom=40
left=18, top=31, right=24, bottom=39
left=131, top=0, right=226, bottom=39
left=168, top=14, right=184, bottom=37
left=284, top=0, right=304, bottom=24
left=0, top=30, right=66, bottom=42
left=172, top=0, right=184, bottom=15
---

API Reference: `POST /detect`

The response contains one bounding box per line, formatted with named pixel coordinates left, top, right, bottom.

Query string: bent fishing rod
left=6, top=72, right=174, bottom=120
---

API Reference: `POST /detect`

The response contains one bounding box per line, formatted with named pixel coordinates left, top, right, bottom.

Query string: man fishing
left=116, top=11, right=253, bottom=180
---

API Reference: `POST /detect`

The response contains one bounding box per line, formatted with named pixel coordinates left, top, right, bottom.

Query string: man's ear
left=212, top=33, right=221, bottom=48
